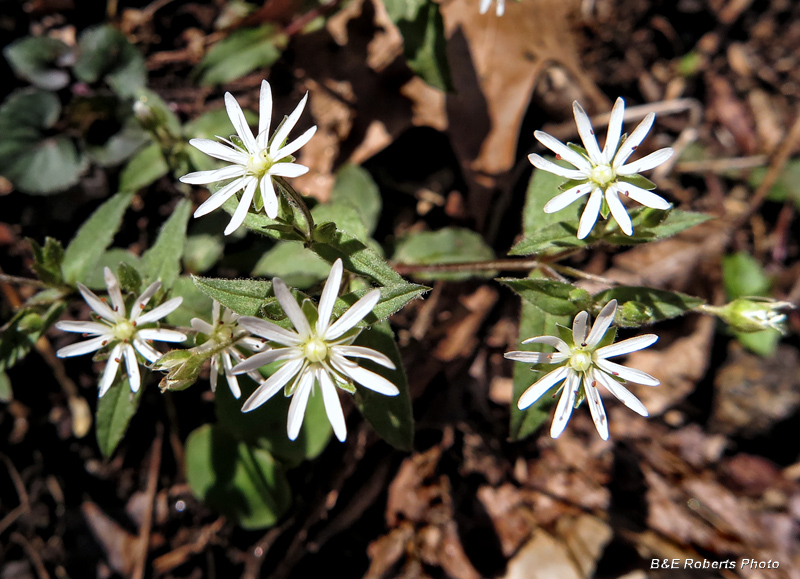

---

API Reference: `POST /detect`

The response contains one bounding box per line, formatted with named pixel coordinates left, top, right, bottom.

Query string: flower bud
left=710, top=298, right=795, bottom=334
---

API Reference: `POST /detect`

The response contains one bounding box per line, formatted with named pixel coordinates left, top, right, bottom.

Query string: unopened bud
left=708, top=298, right=795, bottom=334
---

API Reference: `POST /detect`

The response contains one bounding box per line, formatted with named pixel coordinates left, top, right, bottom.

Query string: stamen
left=589, top=129, right=595, bottom=135
left=555, top=154, right=562, bottom=160
left=631, top=145, right=638, bottom=151
left=114, top=358, right=121, bottom=363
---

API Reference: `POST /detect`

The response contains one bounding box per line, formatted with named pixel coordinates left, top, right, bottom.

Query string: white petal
left=520, top=335, right=570, bottom=354
left=572, top=311, right=588, bottom=345
left=257, top=80, right=273, bottom=149
left=316, top=259, right=343, bottom=335
left=99, top=344, right=122, bottom=397
left=273, top=278, right=312, bottom=338
left=225, top=92, right=257, bottom=153
left=224, top=177, right=258, bottom=236
left=190, top=318, right=214, bottom=334
left=193, top=177, right=247, bottom=218
left=268, top=162, right=310, bottom=178
left=517, top=365, right=568, bottom=410
left=331, top=356, right=399, bottom=396
left=479, top=0, right=492, bottom=13
left=241, top=358, right=305, bottom=412
left=180, top=165, right=246, bottom=185
left=136, top=328, right=187, bottom=343
left=533, top=132, right=593, bottom=172
left=585, top=371, right=609, bottom=440
left=594, top=368, right=649, bottom=415
left=597, top=334, right=658, bottom=359
left=606, top=187, right=633, bottom=236
left=104, top=267, right=125, bottom=315
left=55, top=320, right=110, bottom=335
left=221, top=351, right=241, bottom=399
left=130, top=281, right=161, bottom=321
left=586, top=299, right=617, bottom=347
left=528, top=153, right=589, bottom=180
left=136, top=297, right=183, bottom=325
left=210, top=355, right=219, bottom=392
left=232, top=347, right=298, bottom=374
left=596, top=358, right=660, bottom=387
left=188, top=138, right=248, bottom=165
left=335, top=345, right=395, bottom=369
left=318, top=368, right=346, bottom=442
left=123, top=344, right=141, bottom=393
left=602, top=97, right=625, bottom=163
left=270, top=92, right=309, bottom=157
left=213, top=300, right=222, bottom=324
left=616, top=148, right=674, bottom=176
left=496, top=0, right=504, bottom=15
left=133, top=338, right=162, bottom=363
left=572, top=101, right=603, bottom=165
left=577, top=189, right=603, bottom=239
left=550, top=371, right=579, bottom=438
left=260, top=175, right=279, bottom=219
left=272, top=126, right=317, bottom=162
left=325, top=289, right=380, bottom=340
left=77, top=283, right=118, bottom=322
left=287, top=369, right=314, bottom=440
left=56, top=335, right=109, bottom=358
left=237, top=316, right=301, bottom=346
left=617, top=183, right=671, bottom=210
left=612, top=112, right=655, bottom=168
left=543, top=183, right=593, bottom=213
left=504, top=350, right=568, bottom=364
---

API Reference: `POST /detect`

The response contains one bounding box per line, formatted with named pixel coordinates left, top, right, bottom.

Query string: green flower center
left=304, top=338, right=329, bottom=363
left=569, top=350, right=593, bottom=372
left=246, top=149, right=273, bottom=177
left=590, top=164, right=615, bottom=187
left=113, top=320, right=135, bottom=342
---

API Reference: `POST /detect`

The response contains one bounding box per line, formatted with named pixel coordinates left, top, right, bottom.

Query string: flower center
left=590, top=164, right=615, bottom=187
left=113, top=320, right=135, bottom=342
left=303, top=338, right=329, bottom=363
left=569, top=350, right=593, bottom=372
left=246, top=149, right=273, bottom=177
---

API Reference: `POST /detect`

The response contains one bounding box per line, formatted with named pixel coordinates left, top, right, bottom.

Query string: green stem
left=275, top=177, right=315, bottom=242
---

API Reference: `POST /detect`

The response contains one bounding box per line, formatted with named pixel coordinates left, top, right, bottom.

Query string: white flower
left=190, top=300, right=269, bottom=399
left=480, top=0, right=505, bottom=15
left=179, top=80, right=317, bottom=236
left=505, top=299, right=659, bottom=440
left=528, top=98, right=674, bottom=239
left=232, top=259, right=399, bottom=442
left=55, top=268, right=187, bottom=396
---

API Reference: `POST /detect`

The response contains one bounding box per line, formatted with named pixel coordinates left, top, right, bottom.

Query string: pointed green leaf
left=118, top=141, right=169, bottom=193
left=335, top=282, right=428, bottom=323
left=252, top=241, right=331, bottom=289
left=141, top=198, right=192, bottom=291
left=393, top=227, right=495, bottom=281
left=311, top=228, right=406, bottom=286
left=185, top=424, right=292, bottom=529
left=96, top=376, right=143, bottom=457
left=62, top=191, right=134, bottom=284
left=195, top=26, right=287, bottom=86
left=73, top=25, right=146, bottom=97
left=193, top=276, right=277, bottom=317
left=330, top=164, right=382, bottom=235
left=592, top=287, right=704, bottom=327
left=389, top=0, right=452, bottom=91
left=84, top=249, right=141, bottom=291
left=499, top=278, right=586, bottom=316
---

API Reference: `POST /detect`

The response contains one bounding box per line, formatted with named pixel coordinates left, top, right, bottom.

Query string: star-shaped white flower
left=505, top=299, right=659, bottom=440
left=480, top=0, right=505, bottom=15
left=190, top=300, right=269, bottom=399
left=179, top=80, right=317, bottom=235
left=232, top=259, right=399, bottom=442
left=55, top=268, right=187, bottom=396
left=528, top=98, right=674, bottom=239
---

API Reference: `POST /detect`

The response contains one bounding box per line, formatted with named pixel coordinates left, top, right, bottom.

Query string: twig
left=393, top=258, right=542, bottom=276
left=674, top=155, right=769, bottom=174
left=0, top=273, right=48, bottom=288
left=10, top=532, right=51, bottom=579
left=283, top=0, right=344, bottom=37
left=132, top=424, right=163, bottom=579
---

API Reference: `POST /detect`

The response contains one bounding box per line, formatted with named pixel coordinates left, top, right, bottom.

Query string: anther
left=131, top=321, right=137, bottom=327
left=612, top=371, right=619, bottom=376
left=114, top=358, right=121, bottom=363
left=581, top=342, right=587, bottom=347
left=590, top=129, right=595, bottom=135
left=631, top=145, right=638, bottom=151
left=555, top=154, right=562, bottom=160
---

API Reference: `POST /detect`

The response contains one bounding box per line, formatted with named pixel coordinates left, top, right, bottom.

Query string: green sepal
left=617, top=174, right=657, bottom=191
left=117, top=261, right=142, bottom=294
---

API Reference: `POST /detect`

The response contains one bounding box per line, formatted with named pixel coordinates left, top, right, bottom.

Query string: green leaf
left=215, top=367, right=332, bottom=467
left=722, top=252, right=770, bottom=299
left=389, top=0, right=452, bottom=91
left=28, top=236, right=65, bottom=286
left=184, top=233, right=225, bottom=274
left=118, top=141, right=169, bottom=192
left=73, top=25, right=146, bottom=97
left=62, top=191, right=134, bottom=284
left=747, top=159, right=800, bottom=210
left=193, top=276, right=276, bottom=317
left=312, top=228, right=406, bottom=286
left=508, top=222, right=591, bottom=256
left=220, top=194, right=304, bottom=242
left=4, top=36, right=71, bottom=90
left=96, top=375, right=143, bottom=457
left=592, top=287, right=704, bottom=327
left=252, top=241, right=331, bottom=289
left=0, top=370, right=11, bottom=402
left=195, top=26, right=287, bottom=86
left=312, top=202, right=370, bottom=244
left=86, top=117, right=150, bottom=168
left=185, top=424, right=292, bottom=529
left=0, top=302, right=65, bottom=372
left=393, top=227, right=495, bottom=281
left=618, top=174, right=657, bottom=190
left=335, top=282, right=428, bottom=323
left=499, top=278, right=585, bottom=316
left=353, top=321, right=414, bottom=451
left=84, top=248, right=141, bottom=291
left=735, top=329, right=780, bottom=357
left=141, top=198, right=192, bottom=291
left=166, top=276, right=213, bottom=328
left=523, top=162, right=572, bottom=235
left=330, top=164, right=382, bottom=235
